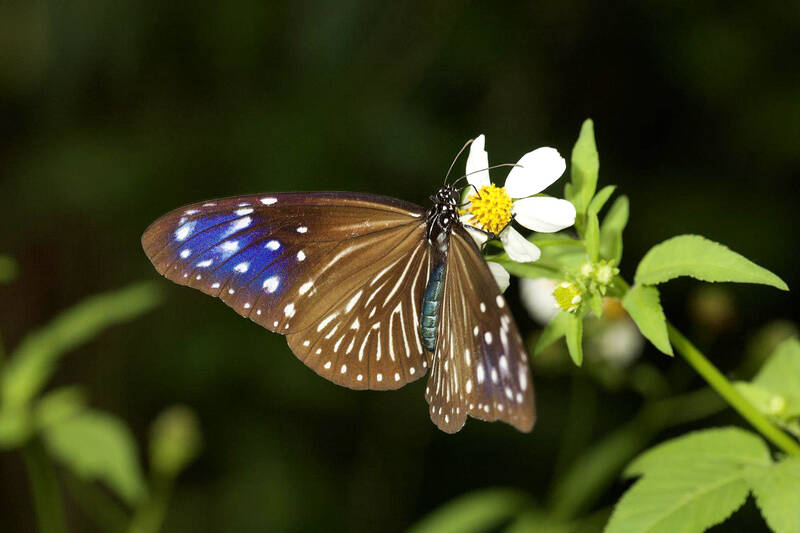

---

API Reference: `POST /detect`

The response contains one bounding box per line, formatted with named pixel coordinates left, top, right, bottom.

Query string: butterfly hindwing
left=425, top=226, right=536, bottom=433
left=286, top=228, right=431, bottom=390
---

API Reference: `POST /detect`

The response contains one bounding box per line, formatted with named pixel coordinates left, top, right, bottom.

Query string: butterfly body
left=142, top=187, right=535, bottom=433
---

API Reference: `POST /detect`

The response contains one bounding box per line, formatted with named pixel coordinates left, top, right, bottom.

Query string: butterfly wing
left=425, top=226, right=536, bottom=433
left=142, top=192, right=431, bottom=390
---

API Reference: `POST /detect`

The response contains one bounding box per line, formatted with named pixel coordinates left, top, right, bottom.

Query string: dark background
left=1, top=1, right=798, bottom=531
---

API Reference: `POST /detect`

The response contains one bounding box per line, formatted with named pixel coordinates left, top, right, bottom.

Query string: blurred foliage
left=1, top=0, right=799, bottom=532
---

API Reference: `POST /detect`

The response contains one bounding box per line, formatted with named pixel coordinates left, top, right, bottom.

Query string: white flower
left=592, top=317, right=644, bottom=368
left=519, top=278, right=560, bottom=324
left=461, top=134, right=576, bottom=263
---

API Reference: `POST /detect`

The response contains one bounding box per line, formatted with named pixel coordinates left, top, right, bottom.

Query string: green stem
left=22, top=440, right=67, bottom=533
left=531, top=238, right=584, bottom=248
left=667, top=323, right=800, bottom=456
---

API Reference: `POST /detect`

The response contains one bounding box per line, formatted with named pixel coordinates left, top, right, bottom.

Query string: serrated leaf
left=585, top=211, right=600, bottom=262
left=634, top=235, right=788, bottom=291
left=588, top=185, right=616, bottom=215
left=570, top=119, right=599, bottom=215
left=1, top=282, right=162, bottom=408
left=407, top=488, right=531, bottom=533
left=43, top=410, right=146, bottom=505
left=599, top=195, right=628, bottom=264
left=606, top=428, right=772, bottom=533
left=751, top=457, right=800, bottom=533
left=565, top=313, right=583, bottom=366
left=625, top=427, right=771, bottom=478
left=535, top=312, right=572, bottom=354
left=621, top=285, right=673, bottom=356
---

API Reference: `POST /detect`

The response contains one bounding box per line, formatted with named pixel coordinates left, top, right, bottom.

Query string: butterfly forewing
left=142, top=192, right=433, bottom=391
left=425, top=226, right=535, bottom=433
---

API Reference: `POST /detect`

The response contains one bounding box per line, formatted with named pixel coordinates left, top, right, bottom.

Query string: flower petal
left=465, top=134, right=491, bottom=189
left=513, top=197, right=576, bottom=233
left=504, top=147, right=566, bottom=198
left=500, top=227, right=541, bottom=263
left=519, top=278, right=559, bottom=324
left=460, top=214, right=489, bottom=246
left=487, top=262, right=510, bottom=292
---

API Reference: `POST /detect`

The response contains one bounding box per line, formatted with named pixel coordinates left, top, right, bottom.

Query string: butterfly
left=142, top=185, right=535, bottom=433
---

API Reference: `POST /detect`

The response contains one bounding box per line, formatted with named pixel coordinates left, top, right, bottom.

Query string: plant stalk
left=22, top=440, right=67, bottom=533
left=667, top=323, right=800, bottom=456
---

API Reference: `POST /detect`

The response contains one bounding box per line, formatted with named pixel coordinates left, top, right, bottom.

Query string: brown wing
left=425, top=226, right=536, bottom=433
left=142, top=192, right=430, bottom=390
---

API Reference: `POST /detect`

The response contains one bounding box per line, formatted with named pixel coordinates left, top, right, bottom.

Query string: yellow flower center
left=463, top=184, right=513, bottom=234
left=553, top=282, right=582, bottom=312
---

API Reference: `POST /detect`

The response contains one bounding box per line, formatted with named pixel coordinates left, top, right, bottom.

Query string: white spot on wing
left=263, top=276, right=279, bottom=293
left=197, top=259, right=213, bottom=268
left=266, top=240, right=280, bottom=251
left=284, top=303, right=296, bottom=317
left=174, top=221, right=196, bottom=241
left=296, top=250, right=306, bottom=261
left=180, top=249, right=191, bottom=258
left=234, top=262, right=249, bottom=273
left=299, top=281, right=313, bottom=295
left=297, top=226, right=308, bottom=233
left=260, top=197, right=277, bottom=205
left=235, top=208, right=254, bottom=216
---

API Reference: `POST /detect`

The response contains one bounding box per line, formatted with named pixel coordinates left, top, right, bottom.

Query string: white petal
left=460, top=214, right=489, bottom=246
left=487, top=262, right=510, bottom=293
left=504, top=147, right=566, bottom=199
left=465, top=134, right=491, bottom=189
left=500, top=227, right=541, bottom=263
left=513, top=197, right=576, bottom=233
left=519, top=278, right=559, bottom=324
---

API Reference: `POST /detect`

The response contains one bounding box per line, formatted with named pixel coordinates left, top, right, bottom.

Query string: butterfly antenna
left=443, top=139, right=474, bottom=185
left=453, top=163, right=522, bottom=185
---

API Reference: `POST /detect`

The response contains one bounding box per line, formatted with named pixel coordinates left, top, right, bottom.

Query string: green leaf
left=1, top=282, right=162, bottom=408
left=150, top=406, right=202, bottom=478
left=634, top=235, right=788, bottom=291
left=43, top=410, right=146, bottom=505
left=734, top=382, right=800, bottom=420
left=565, top=313, right=583, bottom=366
left=599, top=195, right=628, bottom=264
left=492, top=259, right=562, bottom=281
left=570, top=119, right=599, bottom=215
left=588, top=185, right=616, bottom=215
left=0, top=406, right=32, bottom=449
left=535, top=312, right=572, bottom=354
left=606, top=428, right=772, bottom=533
left=407, top=488, right=531, bottom=533
left=751, top=457, right=800, bottom=533
left=585, top=211, right=600, bottom=262
left=752, top=338, right=800, bottom=399
left=0, top=255, right=18, bottom=284
left=589, top=291, right=604, bottom=318
left=35, top=386, right=87, bottom=429
left=621, top=285, right=673, bottom=356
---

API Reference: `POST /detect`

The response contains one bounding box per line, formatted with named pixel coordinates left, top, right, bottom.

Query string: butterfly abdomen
left=420, top=263, right=446, bottom=351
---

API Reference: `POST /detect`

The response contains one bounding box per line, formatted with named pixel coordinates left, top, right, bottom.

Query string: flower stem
left=22, top=440, right=67, bottom=533
left=667, top=323, right=800, bottom=456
